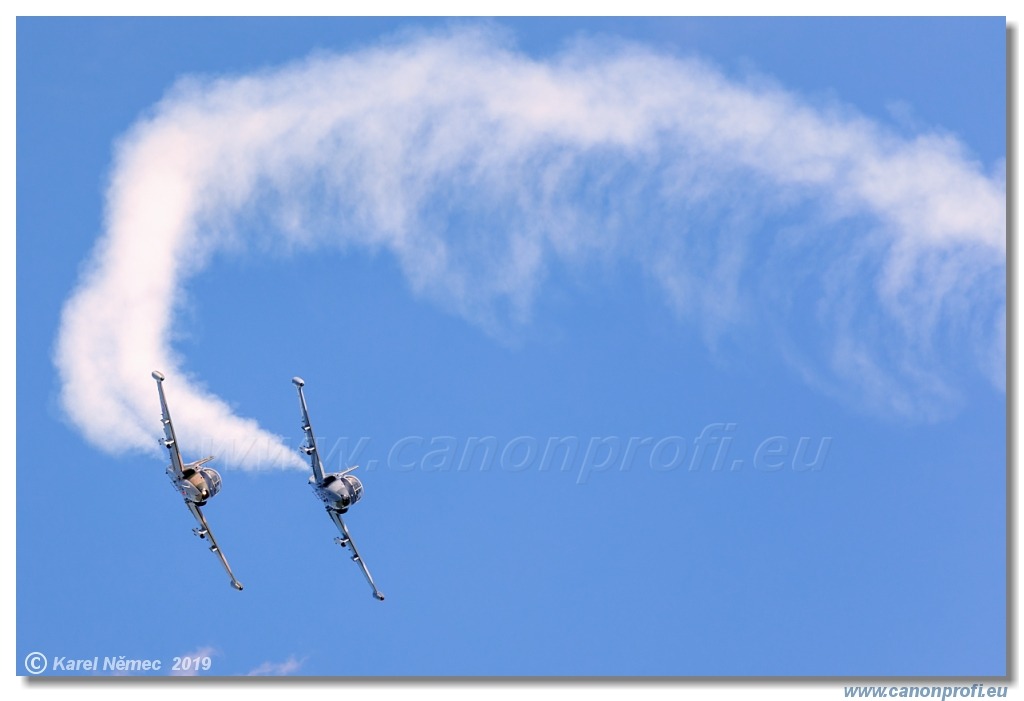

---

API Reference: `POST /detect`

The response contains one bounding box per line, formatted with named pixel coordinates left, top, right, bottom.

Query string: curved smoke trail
left=55, top=26, right=1005, bottom=469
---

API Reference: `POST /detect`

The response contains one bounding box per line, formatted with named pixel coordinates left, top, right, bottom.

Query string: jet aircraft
left=152, top=370, right=243, bottom=591
left=292, top=376, right=385, bottom=601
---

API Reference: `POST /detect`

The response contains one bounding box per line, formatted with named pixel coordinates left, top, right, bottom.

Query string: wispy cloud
left=55, top=25, right=1004, bottom=468
left=246, top=655, right=305, bottom=676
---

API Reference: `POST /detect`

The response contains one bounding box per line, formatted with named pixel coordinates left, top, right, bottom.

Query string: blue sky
left=15, top=16, right=1006, bottom=679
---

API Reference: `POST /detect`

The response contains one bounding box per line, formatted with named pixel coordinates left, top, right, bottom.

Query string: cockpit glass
left=343, top=475, right=364, bottom=500
left=205, top=470, right=222, bottom=491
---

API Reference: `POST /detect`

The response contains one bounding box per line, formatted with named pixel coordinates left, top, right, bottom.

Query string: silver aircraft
left=292, top=377, right=385, bottom=601
left=152, top=371, right=243, bottom=591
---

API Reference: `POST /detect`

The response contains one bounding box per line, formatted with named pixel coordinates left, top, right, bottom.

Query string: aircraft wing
left=185, top=500, right=244, bottom=591
left=292, top=377, right=325, bottom=483
left=327, top=509, right=385, bottom=601
left=152, top=371, right=185, bottom=478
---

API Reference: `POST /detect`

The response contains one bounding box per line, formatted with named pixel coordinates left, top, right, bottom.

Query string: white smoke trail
left=55, top=26, right=1005, bottom=469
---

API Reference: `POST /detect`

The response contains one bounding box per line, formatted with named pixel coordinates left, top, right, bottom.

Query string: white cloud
left=245, top=654, right=305, bottom=676
left=55, top=26, right=1005, bottom=468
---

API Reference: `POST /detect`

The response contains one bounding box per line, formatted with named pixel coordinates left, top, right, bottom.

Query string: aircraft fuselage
left=311, top=472, right=364, bottom=513
left=168, top=464, right=223, bottom=506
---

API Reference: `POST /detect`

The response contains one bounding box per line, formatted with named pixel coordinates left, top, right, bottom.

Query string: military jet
left=292, top=377, right=384, bottom=601
left=152, top=371, right=243, bottom=591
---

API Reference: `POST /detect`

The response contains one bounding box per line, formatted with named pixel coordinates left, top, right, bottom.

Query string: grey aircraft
left=292, top=377, right=385, bottom=601
left=152, top=371, right=243, bottom=591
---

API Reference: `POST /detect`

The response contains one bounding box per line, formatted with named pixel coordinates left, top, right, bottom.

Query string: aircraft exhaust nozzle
left=152, top=370, right=165, bottom=381
left=292, top=376, right=305, bottom=387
